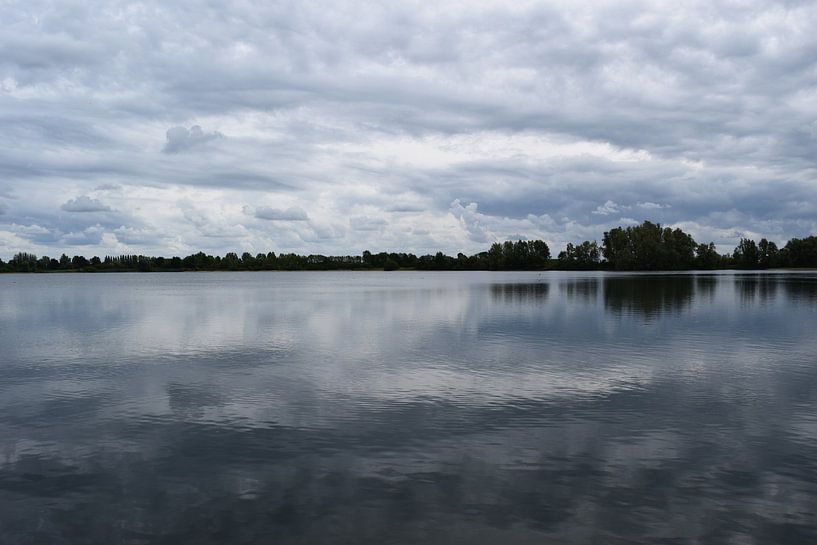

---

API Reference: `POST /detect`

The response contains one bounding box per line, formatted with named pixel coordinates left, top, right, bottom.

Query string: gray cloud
left=60, top=226, right=106, bottom=246
left=249, top=205, right=309, bottom=222
left=113, top=226, right=166, bottom=246
left=60, top=196, right=111, bottom=213
left=163, top=125, right=224, bottom=154
left=349, top=215, right=387, bottom=231
left=2, top=0, right=817, bottom=258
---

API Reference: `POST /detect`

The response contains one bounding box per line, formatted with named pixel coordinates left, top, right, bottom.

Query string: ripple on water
left=1, top=271, right=817, bottom=544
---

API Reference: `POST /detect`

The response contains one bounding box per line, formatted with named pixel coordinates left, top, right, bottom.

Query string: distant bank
left=3, top=221, right=816, bottom=273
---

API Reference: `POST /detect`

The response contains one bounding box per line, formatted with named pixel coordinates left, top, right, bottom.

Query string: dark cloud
left=2, top=0, right=816, bottom=257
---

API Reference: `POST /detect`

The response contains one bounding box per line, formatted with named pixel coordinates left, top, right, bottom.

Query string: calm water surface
left=1, top=271, right=816, bottom=544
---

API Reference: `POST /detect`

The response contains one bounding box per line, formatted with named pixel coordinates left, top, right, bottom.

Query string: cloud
left=249, top=205, right=309, bottom=221
left=449, top=200, right=491, bottom=243
left=0, top=202, right=7, bottom=215
left=349, top=215, right=387, bottom=231
left=592, top=201, right=623, bottom=216
left=163, top=125, right=224, bottom=154
left=60, top=196, right=111, bottom=213
left=61, top=225, right=106, bottom=246
left=386, top=203, right=426, bottom=213
left=2, top=1, right=817, bottom=258
left=113, top=226, right=165, bottom=246
left=637, top=202, right=670, bottom=210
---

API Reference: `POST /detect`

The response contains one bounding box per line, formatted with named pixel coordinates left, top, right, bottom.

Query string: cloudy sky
left=1, top=0, right=816, bottom=259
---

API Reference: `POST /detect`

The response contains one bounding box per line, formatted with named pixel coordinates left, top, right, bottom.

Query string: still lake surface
left=1, top=271, right=816, bottom=544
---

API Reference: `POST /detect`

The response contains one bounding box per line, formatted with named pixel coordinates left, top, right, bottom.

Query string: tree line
left=0, top=239, right=552, bottom=273
left=595, top=221, right=817, bottom=270
left=2, top=221, right=816, bottom=273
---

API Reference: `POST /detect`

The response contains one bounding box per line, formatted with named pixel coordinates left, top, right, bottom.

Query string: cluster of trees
left=0, top=252, right=371, bottom=273
left=730, top=237, right=817, bottom=269
left=600, top=222, right=697, bottom=270
left=0, top=240, right=552, bottom=273
left=557, top=241, right=602, bottom=269
left=595, top=221, right=817, bottom=270
left=554, top=225, right=729, bottom=271
left=2, top=222, right=817, bottom=273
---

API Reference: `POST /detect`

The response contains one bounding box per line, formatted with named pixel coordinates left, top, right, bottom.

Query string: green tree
left=602, top=227, right=635, bottom=270
left=558, top=241, right=600, bottom=269
left=487, top=243, right=503, bottom=270
left=733, top=238, right=759, bottom=269
left=782, top=236, right=817, bottom=267
left=602, top=221, right=697, bottom=270
left=695, top=242, right=721, bottom=269
left=758, top=238, right=779, bottom=268
left=223, top=252, right=240, bottom=270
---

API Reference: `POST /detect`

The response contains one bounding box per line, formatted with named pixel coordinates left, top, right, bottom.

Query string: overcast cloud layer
left=1, top=0, right=816, bottom=258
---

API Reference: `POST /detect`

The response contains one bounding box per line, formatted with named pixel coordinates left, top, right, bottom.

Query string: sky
left=1, top=0, right=816, bottom=259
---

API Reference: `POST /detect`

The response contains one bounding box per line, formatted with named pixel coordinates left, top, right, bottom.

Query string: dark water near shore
left=1, top=271, right=816, bottom=544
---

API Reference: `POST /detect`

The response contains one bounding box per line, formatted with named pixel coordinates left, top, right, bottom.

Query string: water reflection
left=695, top=275, right=718, bottom=302
left=489, top=282, right=550, bottom=302
left=782, top=275, right=817, bottom=303
left=1, top=271, right=816, bottom=544
left=603, top=275, right=696, bottom=317
left=735, top=274, right=780, bottom=304
left=558, top=277, right=599, bottom=303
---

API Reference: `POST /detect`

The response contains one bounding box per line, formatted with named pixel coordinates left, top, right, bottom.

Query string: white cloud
left=592, top=201, right=622, bottom=216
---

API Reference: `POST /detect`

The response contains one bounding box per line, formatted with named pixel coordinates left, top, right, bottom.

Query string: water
left=1, top=271, right=816, bottom=544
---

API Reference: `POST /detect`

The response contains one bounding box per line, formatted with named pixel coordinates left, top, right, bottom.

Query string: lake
left=1, top=271, right=816, bottom=544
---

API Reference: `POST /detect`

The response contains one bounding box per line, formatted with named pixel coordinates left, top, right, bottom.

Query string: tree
left=661, top=227, right=696, bottom=269
left=695, top=242, right=721, bottom=269
left=558, top=241, right=600, bottom=269
left=733, top=238, right=759, bottom=269
left=529, top=240, right=551, bottom=268
left=602, top=221, right=697, bottom=270
left=129, top=256, right=149, bottom=272
left=11, top=252, right=38, bottom=272
left=758, top=239, right=779, bottom=268
left=487, top=243, right=503, bottom=270
left=602, top=226, right=635, bottom=270
left=223, top=252, right=240, bottom=270
left=782, top=236, right=817, bottom=267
